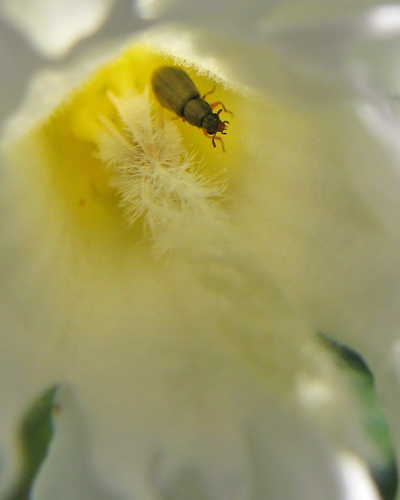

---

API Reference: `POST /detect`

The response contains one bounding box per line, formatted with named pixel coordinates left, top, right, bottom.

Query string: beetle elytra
left=151, top=66, right=231, bottom=151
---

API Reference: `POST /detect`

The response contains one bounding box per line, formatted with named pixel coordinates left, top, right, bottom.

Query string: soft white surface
left=0, top=0, right=115, bottom=58
left=1, top=0, right=400, bottom=499
left=338, top=453, right=381, bottom=500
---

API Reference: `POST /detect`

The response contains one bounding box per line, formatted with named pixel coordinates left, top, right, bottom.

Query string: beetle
left=151, top=66, right=230, bottom=150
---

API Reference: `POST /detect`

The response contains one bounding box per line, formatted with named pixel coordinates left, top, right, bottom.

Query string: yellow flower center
left=14, top=45, right=245, bottom=249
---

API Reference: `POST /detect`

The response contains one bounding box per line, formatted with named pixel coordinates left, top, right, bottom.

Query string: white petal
left=338, top=452, right=381, bottom=500
left=0, top=18, right=395, bottom=500
left=32, top=370, right=359, bottom=500
left=135, top=3, right=400, bottom=106
left=0, top=0, right=116, bottom=58
left=0, top=17, right=45, bottom=122
left=0, top=114, right=372, bottom=497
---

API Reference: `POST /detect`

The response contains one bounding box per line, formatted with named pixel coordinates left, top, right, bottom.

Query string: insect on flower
left=151, top=66, right=231, bottom=151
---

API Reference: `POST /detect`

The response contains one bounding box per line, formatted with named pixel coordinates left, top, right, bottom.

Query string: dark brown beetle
left=151, top=66, right=231, bottom=151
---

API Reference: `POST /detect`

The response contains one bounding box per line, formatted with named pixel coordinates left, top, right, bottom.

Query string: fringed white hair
left=96, top=90, right=228, bottom=254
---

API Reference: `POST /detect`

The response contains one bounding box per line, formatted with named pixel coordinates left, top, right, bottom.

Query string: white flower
left=0, top=0, right=116, bottom=58
left=1, top=1, right=400, bottom=500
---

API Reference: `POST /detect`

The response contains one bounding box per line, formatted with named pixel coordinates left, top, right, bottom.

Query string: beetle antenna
left=203, top=129, right=226, bottom=152
left=201, top=84, right=217, bottom=100
left=210, top=101, right=234, bottom=116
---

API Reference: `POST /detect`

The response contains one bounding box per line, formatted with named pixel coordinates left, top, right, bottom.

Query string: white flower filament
left=97, top=90, right=225, bottom=246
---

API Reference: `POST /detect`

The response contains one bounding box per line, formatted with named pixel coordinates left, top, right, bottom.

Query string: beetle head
left=203, top=110, right=229, bottom=135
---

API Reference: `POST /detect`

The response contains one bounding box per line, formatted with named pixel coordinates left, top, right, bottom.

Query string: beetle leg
left=201, top=83, right=217, bottom=100
left=213, top=135, right=226, bottom=152
left=209, top=101, right=234, bottom=116
left=203, top=129, right=225, bottom=152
